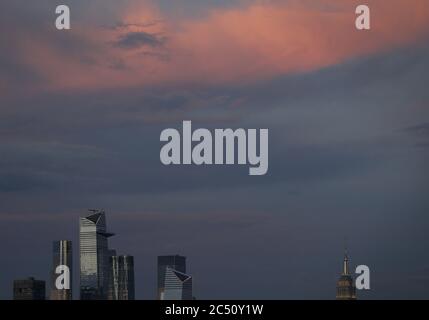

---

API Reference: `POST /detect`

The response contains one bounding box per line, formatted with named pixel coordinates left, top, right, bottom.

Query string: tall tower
left=50, top=240, right=72, bottom=300
left=157, top=255, right=186, bottom=299
left=108, top=255, right=135, bottom=300
left=161, top=267, right=193, bottom=300
left=336, top=250, right=357, bottom=300
left=79, top=209, right=114, bottom=300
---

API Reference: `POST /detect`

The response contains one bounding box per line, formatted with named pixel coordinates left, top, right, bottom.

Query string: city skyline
left=10, top=211, right=196, bottom=300
left=8, top=210, right=361, bottom=300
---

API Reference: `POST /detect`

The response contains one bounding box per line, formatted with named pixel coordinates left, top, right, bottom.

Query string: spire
left=336, top=248, right=357, bottom=300
left=342, top=249, right=349, bottom=275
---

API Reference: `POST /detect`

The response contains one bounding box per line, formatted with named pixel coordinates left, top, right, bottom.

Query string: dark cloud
left=404, top=122, right=429, bottom=136
left=0, top=173, right=54, bottom=193
left=114, top=31, right=165, bottom=49
left=109, top=20, right=164, bottom=30
left=415, top=142, right=429, bottom=148
left=403, top=122, right=429, bottom=148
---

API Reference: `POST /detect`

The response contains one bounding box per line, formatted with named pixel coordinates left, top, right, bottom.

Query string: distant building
left=108, top=255, right=135, bottom=300
left=161, top=267, right=193, bottom=300
left=107, top=249, right=117, bottom=260
left=157, top=255, right=186, bottom=299
left=80, top=210, right=115, bottom=300
left=336, top=251, right=357, bottom=300
left=13, top=277, right=46, bottom=300
left=50, top=240, right=72, bottom=300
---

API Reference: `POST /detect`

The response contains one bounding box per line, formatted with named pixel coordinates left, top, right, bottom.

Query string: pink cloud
left=17, top=0, right=429, bottom=91
left=167, top=0, right=429, bottom=83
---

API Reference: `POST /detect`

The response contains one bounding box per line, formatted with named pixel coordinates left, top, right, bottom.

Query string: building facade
left=336, top=251, right=357, bottom=300
left=50, top=240, right=73, bottom=300
left=161, top=267, right=193, bottom=300
left=13, top=277, right=46, bottom=300
left=108, top=255, right=135, bottom=300
left=157, top=255, right=187, bottom=299
left=80, top=210, right=114, bottom=300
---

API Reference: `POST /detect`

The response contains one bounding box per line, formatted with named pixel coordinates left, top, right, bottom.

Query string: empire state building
left=336, top=251, right=357, bottom=300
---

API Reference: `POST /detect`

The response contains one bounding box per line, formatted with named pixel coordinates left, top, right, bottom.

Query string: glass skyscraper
left=157, top=255, right=190, bottom=300
left=161, top=267, right=193, bottom=300
left=108, top=255, right=135, bottom=300
left=50, top=240, right=72, bottom=300
left=79, top=210, right=114, bottom=300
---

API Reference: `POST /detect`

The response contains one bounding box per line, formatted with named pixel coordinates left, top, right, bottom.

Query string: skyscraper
left=157, top=255, right=187, bottom=299
left=336, top=251, right=357, bottom=300
left=50, top=240, right=72, bottom=300
left=80, top=210, right=114, bottom=300
left=161, top=267, right=193, bottom=300
left=13, top=277, right=46, bottom=300
left=108, top=255, right=135, bottom=300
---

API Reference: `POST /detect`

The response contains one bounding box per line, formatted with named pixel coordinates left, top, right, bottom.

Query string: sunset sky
left=0, top=0, right=429, bottom=299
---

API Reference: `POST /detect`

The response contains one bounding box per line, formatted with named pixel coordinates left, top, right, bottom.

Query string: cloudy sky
left=0, top=0, right=428, bottom=299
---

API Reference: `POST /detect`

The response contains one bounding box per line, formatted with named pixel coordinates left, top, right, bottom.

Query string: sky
left=0, top=0, right=429, bottom=299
